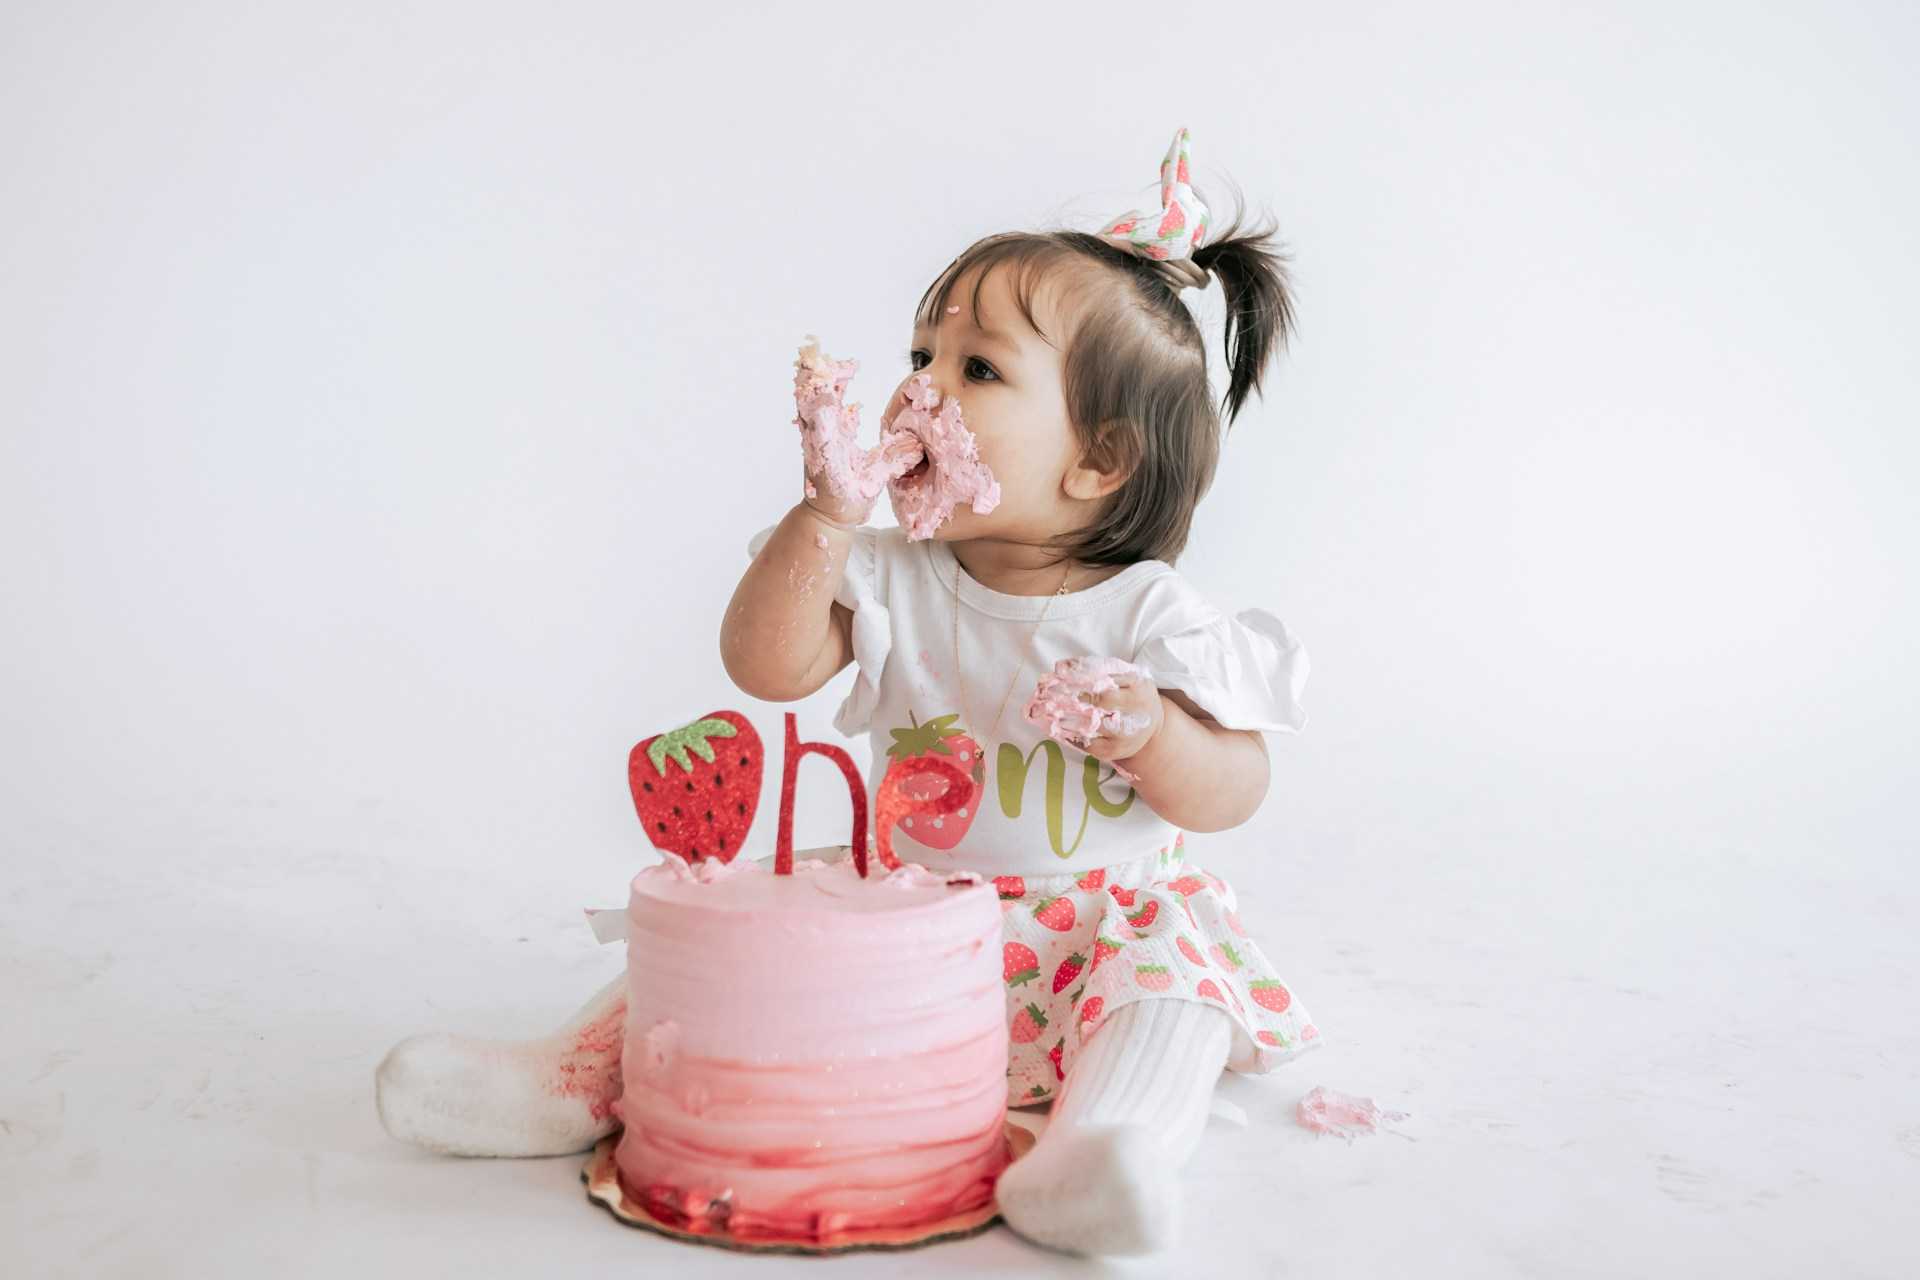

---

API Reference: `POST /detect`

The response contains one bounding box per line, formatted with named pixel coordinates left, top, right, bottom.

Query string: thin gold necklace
left=948, top=548, right=1075, bottom=743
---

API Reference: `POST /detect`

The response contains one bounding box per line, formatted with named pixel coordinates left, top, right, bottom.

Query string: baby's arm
left=1037, top=662, right=1270, bottom=832
left=720, top=502, right=856, bottom=703
left=723, top=336, right=924, bottom=703
left=1116, top=691, right=1271, bottom=833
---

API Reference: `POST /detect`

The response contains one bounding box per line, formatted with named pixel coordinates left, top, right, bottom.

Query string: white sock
left=996, top=998, right=1233, bottom=1256
left=375, top=974, right=626, bottom=1157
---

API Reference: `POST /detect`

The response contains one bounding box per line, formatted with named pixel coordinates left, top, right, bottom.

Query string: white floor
left=6, top=816, right=1916, bottom=1279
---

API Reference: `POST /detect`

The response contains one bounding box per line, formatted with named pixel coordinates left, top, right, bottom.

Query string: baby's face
left=883, top=263, right=1090, bottom=545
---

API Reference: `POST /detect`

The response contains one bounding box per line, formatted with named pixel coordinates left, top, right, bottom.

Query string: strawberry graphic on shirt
left=1196, top=978, right=1226, bottom=1004
left=1076, top=867, right=1106, bottom=891
left=1226, top=909, right=1247, bottom=937
left=882, top=711, right=984, bottom=851
left=1010, top=1003, right=1049, bottom=1044
left=875, top=754, right=972, bottom=869
left=1165, top=875, right=1208, bottom=898
left=994, top=876, right=1026, bottom=900
left=1090, top=934, right=1125, bottom=974
left=1004, top=941, right=1040, bottom=988
left=1078, top=996, right=1105, bottom=1034
left=1208, top=942, right=1244, bottom=972
left=1109, top=884, right=1139, bottom=908
left=1125, top=901, right=1159, bottom=933
left=1048, top=1038, right=1065, bottom=1081
left=1176, top=937, right=1208, bottom=967
left=628, top=711, right=762, bottom=864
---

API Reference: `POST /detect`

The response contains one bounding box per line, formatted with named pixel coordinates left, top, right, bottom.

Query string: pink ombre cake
left=609, top=848, right=1011, bottom=1243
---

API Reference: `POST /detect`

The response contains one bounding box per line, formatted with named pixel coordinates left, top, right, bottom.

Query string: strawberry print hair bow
left=1098, top=126, right=1211, bottom=290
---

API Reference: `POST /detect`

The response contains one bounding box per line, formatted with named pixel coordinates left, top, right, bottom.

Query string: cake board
left=582, top=1121, right=1036, bottom=1254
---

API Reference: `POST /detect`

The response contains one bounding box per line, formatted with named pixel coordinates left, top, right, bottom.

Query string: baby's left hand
left=1067, top=670, right=1164, bottom=766
left=1029, top=667, right=1159, bottom=775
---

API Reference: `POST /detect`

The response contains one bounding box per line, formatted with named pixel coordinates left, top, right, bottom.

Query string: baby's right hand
left=792, top=336, right=923, bottom=527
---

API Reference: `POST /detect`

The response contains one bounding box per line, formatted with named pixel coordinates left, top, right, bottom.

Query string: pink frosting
left=884, top=372, right=1002, bottom=539
left=793, top=338, right=925, bottom=523
left=1024, top=657, right=1152, bottom=781
left=1296, top=1086, right=1408, bottom=1140
left=613, top=855, right=1010, bottom=1241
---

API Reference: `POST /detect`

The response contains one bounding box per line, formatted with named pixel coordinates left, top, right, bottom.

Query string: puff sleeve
left=745, top=522, right=891, bottom=737
left=1132, top=607, right=1310, bottom=734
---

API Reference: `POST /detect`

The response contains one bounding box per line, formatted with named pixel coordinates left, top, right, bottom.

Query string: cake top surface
left=631, top=848, right=987, bottom=916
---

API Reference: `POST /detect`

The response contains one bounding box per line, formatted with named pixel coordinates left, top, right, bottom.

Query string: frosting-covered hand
left=793, top=336, right=924, bottom=527
left=1024, top=657, right=1163, bottom=782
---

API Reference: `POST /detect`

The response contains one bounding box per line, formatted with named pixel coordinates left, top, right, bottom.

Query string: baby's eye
left=905, top=349, right=999, bottom=383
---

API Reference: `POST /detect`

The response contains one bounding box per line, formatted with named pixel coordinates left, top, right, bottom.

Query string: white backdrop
left=4, top=3, right=1915, bottom=1276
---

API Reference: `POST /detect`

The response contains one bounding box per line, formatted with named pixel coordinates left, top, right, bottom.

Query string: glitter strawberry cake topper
left=629, top=710, right=981, bottom=879
left=628, top=712, right=762, bottom=864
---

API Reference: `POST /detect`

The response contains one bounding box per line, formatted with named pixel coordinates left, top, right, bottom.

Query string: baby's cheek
left=972, top=431, right=1027, bottom=486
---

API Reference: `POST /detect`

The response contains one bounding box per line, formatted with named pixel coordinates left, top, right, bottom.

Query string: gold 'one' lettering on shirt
left=995, top=740, right=1137, bottom=859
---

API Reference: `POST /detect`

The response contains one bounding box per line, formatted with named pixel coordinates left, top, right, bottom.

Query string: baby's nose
left=885, top=374, right=938, bottom=423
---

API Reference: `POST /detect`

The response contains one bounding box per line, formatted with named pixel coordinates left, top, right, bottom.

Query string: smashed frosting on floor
left=1295, top=1086, right=1409, bottom=1141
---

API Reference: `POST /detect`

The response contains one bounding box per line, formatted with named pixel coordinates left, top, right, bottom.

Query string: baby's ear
left=1064, top=420, right=1140, bottom=501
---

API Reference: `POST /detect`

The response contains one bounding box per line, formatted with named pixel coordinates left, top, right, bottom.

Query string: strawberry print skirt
left=997, top=831, right=1320, bottom=1107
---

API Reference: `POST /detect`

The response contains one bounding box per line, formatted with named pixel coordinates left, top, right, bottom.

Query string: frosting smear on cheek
left=793, top=337, right=927, bottom=518
left=884, top=372, right=1002, bottom=540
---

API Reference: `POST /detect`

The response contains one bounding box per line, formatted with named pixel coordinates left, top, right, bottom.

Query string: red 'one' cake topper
left=873, top=752, right=974, bottom=870
left=773, top=713, right=869, bottom=876
left=772, top=713, right=981, bottom=877
left=630, top=710, right=981, bottom=879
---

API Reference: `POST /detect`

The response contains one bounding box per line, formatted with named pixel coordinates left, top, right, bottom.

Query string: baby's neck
left=949, top=538, right=1131, bottom=597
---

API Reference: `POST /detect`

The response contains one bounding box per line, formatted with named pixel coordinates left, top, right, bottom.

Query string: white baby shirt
left=747, top=523, right=1309, bottom=877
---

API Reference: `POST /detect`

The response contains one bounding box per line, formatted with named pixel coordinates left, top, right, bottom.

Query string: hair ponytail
left=1192, top=206, right=1297, bottom=427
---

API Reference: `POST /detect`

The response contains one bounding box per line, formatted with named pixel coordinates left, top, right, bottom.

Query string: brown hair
left=912, top=190, right=1296, bottom=566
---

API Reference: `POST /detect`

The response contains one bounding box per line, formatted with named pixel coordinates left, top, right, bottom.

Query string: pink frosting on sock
left=884, top=372, right=1001, bottom=539
left=793, top=337, right=926, bottom=523
left=547, top=997, right=627, bottom=1123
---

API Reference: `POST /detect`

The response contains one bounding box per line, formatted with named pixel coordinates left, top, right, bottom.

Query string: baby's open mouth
left=878, top=426, right=931, bottom=488
left=879, top=371, right=1001, bottom=536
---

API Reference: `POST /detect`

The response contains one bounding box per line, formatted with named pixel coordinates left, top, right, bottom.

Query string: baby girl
left=377, top=127, right=1316, bottom=1258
